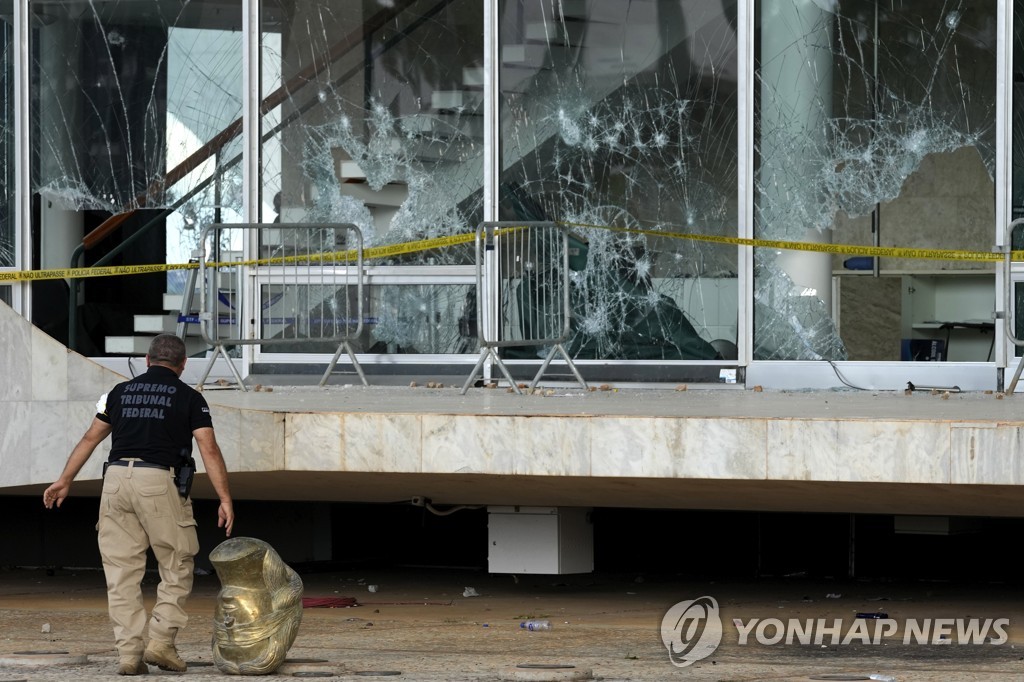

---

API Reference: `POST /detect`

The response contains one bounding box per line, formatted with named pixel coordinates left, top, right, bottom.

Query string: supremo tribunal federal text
left=118, top=383, right=178, bottom=419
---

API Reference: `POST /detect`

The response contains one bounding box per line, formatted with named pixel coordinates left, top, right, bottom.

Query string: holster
left=174, top=457, right=197, bottom=498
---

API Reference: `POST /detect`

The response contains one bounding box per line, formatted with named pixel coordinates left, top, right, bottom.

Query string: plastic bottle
left=520, top=619, right=552, bottom=631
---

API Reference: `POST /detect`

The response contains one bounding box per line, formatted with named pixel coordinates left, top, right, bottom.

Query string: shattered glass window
left=259, top=0, right=484, bottom=355
left=756, top=0, right=996, bottom=361
left=1017, top=2, right=1024, bottom=225
left=165, top=26, right=244, bottom=277
left=0, top=18, right=12, bottom=269
left=30, top=0, right=243, bottom=353
left=498, top=0, right=739, bottom=373
left=31, top=2, right=243, bottom=218
left=1013, top=1, right=1024, bottom=358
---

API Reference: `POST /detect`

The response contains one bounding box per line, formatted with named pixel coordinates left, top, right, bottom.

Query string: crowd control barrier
left=194, top=222, right=366, bottom=390
left=461, top=221, right=587, bottom=394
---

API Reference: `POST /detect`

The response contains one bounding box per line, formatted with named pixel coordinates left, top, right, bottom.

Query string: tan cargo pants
left=97, top=460, right=199, bottom=658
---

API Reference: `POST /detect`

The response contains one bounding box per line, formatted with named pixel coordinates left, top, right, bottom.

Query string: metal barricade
left=461, top=221, right=587, bottom=394
left=195, top=222, right=366, bottom=390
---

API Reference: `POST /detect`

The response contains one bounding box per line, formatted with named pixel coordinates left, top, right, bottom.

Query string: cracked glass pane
left=260, top=0, right=483, bottom=355
left=0, top=18, right=11, bottom=269
left=498, top=0, right=739, bottom=376
left=1013, top=2, right=1024, bottom=359
left=164, top=24, right=244, bottom=276
left=1017, top=2, right=1024, bottom=225
left=756, top=0, right=996, bottom=362
left=30, top=0, right=243, bottom=353
left=32, top=2, right=243, bottom=214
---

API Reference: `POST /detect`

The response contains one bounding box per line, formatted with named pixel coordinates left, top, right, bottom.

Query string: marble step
left=133, top=313, right=236, bottom=335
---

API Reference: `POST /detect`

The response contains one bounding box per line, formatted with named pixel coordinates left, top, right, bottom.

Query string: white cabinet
left=487, top=506, right=593, bottom=574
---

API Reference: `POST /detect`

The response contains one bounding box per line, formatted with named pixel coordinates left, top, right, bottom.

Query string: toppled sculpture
left=210, top=537, right=304, bottom=675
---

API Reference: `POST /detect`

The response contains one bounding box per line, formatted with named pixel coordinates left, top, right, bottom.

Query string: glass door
left=751, top=0, right=999, bottom=390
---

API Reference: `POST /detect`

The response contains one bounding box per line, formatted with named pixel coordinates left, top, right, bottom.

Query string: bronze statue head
left=210, top=537, right=303, bottom=675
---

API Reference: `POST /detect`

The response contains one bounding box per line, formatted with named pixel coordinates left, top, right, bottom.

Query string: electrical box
left=487, top=506, right=593, bottom=574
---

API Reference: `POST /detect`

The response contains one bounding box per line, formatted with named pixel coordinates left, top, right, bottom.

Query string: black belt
left=108, top=460, right=172, bottom=470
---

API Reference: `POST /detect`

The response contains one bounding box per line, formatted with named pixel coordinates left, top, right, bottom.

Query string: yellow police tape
left=561, top=221, right=1022, bottom=264
left=1, top=222, right=1022, bottom=283
left=0, top=232, right=480, bottom=283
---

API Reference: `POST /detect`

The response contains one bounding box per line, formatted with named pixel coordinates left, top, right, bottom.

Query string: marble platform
left=4, top=300, right=1024, bottom=516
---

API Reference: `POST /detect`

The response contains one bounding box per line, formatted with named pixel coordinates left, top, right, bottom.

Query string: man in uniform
left=43, top=334, right=235, bottom=676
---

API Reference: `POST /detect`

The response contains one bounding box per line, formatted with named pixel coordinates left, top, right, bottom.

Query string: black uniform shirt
left=97, top=365, right=214, bottom=467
